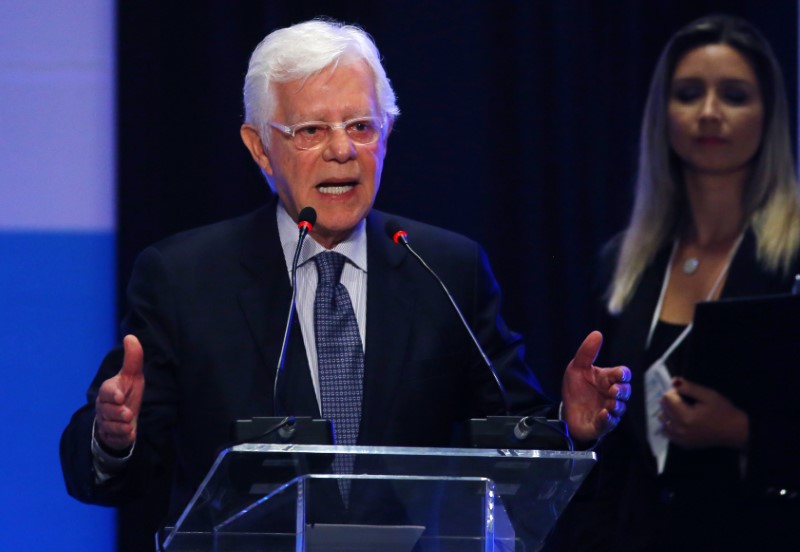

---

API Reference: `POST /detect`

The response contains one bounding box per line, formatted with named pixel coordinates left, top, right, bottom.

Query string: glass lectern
left=158, top=444, right=595, bottom=551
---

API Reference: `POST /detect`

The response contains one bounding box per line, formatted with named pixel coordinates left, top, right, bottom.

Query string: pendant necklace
left=682, top=257, right=700, bottom=275
left=680, top=230, right=745, bottom=276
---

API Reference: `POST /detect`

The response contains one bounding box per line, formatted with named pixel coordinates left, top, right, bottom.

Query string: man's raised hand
left=94, top=335, right=145, bottom=451
left=561, top=331, right=631, bottom=442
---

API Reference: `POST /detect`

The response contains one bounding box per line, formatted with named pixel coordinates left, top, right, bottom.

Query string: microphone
left=385, top=220, right=573, bottom=450
left=385, top=220, right=511, bottom=415
left=231, top=206, right=332, bottom=447
left=274, top=206, right=317, bottom=412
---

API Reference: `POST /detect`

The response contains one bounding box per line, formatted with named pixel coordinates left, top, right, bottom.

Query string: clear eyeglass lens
left=291, top=118, right=381, bottom=149
left=345, top=119, right=380, bottom=143
left=291, top=124, right=323, bottom=149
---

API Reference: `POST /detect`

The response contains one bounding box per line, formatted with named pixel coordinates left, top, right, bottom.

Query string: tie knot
left=314, top=251, right=347, bottom=287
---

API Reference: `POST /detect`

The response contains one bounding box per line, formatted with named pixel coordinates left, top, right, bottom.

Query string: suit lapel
left=721, top=230, right=781, bottom=298
left=358, top=210, right=416, bottom=444
left=237, top=199, right=318, bottom=417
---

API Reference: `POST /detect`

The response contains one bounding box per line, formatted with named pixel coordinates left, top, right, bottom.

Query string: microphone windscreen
left=384, top=219, right=405, bottom=242
left=298, top=206, right=317, bottom=228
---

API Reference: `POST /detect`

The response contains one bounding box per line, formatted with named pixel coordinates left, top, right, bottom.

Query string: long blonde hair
left=608, top=14, right=800, bottom=313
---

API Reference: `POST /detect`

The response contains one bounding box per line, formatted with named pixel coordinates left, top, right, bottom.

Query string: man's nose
left=324, top=127, right=357, bottom=161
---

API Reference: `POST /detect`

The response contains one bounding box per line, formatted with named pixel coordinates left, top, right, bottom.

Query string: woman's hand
left=660, top=377, right=749, bottom=450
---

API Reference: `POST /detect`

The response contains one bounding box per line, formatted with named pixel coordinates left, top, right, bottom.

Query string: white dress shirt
left=276, top=202, right=368, bottom=409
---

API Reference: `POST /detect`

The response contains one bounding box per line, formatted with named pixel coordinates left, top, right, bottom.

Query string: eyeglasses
left=269, top=116, right=384, bottom=150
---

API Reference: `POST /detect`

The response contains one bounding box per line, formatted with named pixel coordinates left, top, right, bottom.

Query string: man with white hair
left=61, top=18, right=630, bottom=541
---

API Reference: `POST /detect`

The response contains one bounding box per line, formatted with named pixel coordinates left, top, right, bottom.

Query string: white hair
left=243, top=19, right=399, bottom=151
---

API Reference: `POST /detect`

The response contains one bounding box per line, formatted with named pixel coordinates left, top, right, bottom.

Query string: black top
left=642, top=319, right=688, bottom=376
left=555, top=230, right=800, bottom=552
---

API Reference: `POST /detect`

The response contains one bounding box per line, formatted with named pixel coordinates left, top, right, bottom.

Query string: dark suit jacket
left=60, top=196, right=549, bottom=532
left=560, top=230, right=800, bottom=551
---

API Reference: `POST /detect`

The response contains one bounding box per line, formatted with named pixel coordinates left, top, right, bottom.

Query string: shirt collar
left=276, top=201, right=368, bottom=275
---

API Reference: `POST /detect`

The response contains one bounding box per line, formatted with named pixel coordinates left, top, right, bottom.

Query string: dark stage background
left=115, top=1, right=797, bottom=549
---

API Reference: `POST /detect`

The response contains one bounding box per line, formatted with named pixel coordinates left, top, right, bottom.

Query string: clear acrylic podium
left=157, top=444, right=595, bottom=551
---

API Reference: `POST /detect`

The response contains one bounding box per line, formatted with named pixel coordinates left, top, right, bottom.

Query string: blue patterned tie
left=314, top=252, right=364, bottom=502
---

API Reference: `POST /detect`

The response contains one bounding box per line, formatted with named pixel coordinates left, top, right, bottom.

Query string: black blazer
left=562, top=230, right=800, bottom=551
left=60, top=196, right=549, bottom=527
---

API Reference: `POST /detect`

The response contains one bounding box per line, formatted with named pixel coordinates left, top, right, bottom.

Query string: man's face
left=242, top=60, right=390, bottom=248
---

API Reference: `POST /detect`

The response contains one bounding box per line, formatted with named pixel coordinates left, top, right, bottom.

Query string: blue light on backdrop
left=0, top=0, right=116, bottom=549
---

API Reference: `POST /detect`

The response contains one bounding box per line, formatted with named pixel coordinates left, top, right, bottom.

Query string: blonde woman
left=569, top=14, right=800, bottom=551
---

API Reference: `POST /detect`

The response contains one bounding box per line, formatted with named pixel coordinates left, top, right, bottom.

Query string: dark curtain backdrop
left=115, top=1, right=796, bottom=549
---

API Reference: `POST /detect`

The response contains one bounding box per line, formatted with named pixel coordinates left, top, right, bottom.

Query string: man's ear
left=240, top=124, right=273, bottom=176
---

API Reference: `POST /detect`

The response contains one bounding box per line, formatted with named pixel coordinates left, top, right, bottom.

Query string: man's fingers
left=607, top=399, right=627, bottom=417
left=96, top=419, right=136, bottom=449
left=94, top=400, right=138, bottom=450
left=120, top=334, right=144, bottom=378
left=572, top=330, right=603, bottom=368
left=96, top=375, right=128, bottom=405
left=96, top=381, right=119, bottom=404
left=614, top=382, right=632, bottom=401
left=97, top=417, right=134, bottom=435
left=596, top=408, right=620, bottom=434
left=92, top=336, right=145, bottom=451
left=96, top=401, right=136, bottom=424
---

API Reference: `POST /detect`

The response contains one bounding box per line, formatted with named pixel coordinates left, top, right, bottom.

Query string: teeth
left=318, top=185, right=354, bottom=195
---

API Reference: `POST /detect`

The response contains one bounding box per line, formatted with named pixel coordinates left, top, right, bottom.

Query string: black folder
left=686, top=292, right=800, bottom=496
left=685, top=293, right=800, bottom=410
